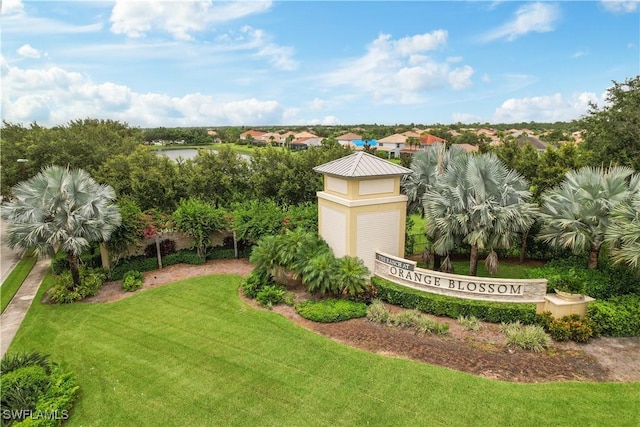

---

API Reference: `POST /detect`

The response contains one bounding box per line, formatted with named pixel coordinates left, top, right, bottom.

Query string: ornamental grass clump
left=458, top=315, right=482, bottom=331
left=501, top=321, right=552, bottom=352
left=366, top=299, right=391, bottom=324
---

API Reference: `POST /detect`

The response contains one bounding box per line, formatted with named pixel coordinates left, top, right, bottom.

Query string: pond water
left=155, top=148, right=200, bottom=161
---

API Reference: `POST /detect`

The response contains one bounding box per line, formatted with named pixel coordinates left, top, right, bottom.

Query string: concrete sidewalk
left=0, top=257, right=51, bottom=357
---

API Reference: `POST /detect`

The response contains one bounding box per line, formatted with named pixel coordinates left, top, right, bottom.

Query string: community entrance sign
left=313, top=153, right=591, bottom=316
left=374, top=251, right=547, bottom=303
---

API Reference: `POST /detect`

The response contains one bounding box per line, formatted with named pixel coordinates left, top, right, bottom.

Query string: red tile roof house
left=257, top=132, right=285, bottom=145
left=239, top=130, right=266, bottom=140
left=419, top=134, right=446, bottom=147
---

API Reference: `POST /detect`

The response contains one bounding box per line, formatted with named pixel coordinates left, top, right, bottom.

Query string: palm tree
left=606, top=176, right=640, bottom=269
left=301, top=252, right=337, bottom=294
left=401, top=143, right=466, bottom=215
left=401, top=144, right=466, bottom=270
left=2, top=165, right=121, bottom=288
left=539, top=166, right=639, bottom=269
left=333, top=256, right=369, bottom=296
left=424, top=153, right=536, bottom=276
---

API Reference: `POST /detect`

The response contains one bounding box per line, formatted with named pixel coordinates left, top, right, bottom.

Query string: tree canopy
left=1, top=166, right=121, bottom=286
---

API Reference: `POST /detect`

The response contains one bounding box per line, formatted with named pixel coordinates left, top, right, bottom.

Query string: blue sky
left=1, top=0, right=638, bottom=127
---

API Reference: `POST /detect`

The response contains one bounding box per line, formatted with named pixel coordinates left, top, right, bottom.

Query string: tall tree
left=401, top=143, right=466, bottom=215
left=173, top=199, right=229, bottom=261
left=605, top=175, right=640, bottom=270
left=581, top=75, right=640, bottom=171
left=424, top=153, right=536, bottom=276
left=1, top=166, right=121, bottom=287
left=538, top=166, right=639, bottom=269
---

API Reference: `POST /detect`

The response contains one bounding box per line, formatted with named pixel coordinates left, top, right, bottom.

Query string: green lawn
left=0, top=254, right=37, bottom=313
left=9, top=274, right=638, bottom=426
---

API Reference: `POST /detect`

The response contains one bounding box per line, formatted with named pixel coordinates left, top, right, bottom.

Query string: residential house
left=516, top=135, right=548, bottom=152
left=239, top=130, right=266, bottom=140
left=376, top=133, right=408, bottom=158
left=336, top=132, right=362, bottom=148
left=453, top=143, right=479, bottom=153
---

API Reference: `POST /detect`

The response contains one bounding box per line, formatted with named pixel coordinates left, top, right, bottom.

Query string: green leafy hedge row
left=587, top=295, right=640, bottom=337
left=295, top=299, right=367, bottom=323
left=110, top=249, right=204, bottom=280
left=371, top=277, right=537, bottom=324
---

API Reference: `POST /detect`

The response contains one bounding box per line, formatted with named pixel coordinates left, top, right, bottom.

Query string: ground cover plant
left=0, top=351, right=79, bottom=426
left=0, top=254, right=36, bottom=313
left=8, top=273, right=638, bottom=426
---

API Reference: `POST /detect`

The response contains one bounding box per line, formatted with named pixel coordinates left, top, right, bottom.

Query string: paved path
left=0, top=257, right=51, bottom=357
left=1, top=218, right=23, bottom=285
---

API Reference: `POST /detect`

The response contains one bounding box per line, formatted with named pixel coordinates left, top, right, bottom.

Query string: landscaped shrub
left=295, top=299, right=367, bottom=323
left=366, top=299, right=390, bottom=324
left=241, top=270, right=274, bottom=299
left=50, top=268, right=107, bottom=304
left=122, top=270, right=143, bottom=292
left=256, top=285, right=286, bottom=308
left=536, top=312, right=597, bottom=342
left=501, top=322, right=552, bottom=352
left=372, top=277, right=537, bottom=324
left=206, top=247, right=236, bottom=260
left=0, top=352, right=78, bottom=426
left=458, top=315, right=482, bottom=331
left=110, top=249, right=204, bottom=281
left=51, top=245, right=102, bottom=275
left=588, top=295, right=640, bottom=337
left=527, top=257, right=640, bottom=300
left=162, top=249, right=204, bottom=266
left=143, top=239, right=176, bottom=258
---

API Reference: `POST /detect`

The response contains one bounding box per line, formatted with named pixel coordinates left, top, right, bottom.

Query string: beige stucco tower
left=313, top=152, right=412, bottom=273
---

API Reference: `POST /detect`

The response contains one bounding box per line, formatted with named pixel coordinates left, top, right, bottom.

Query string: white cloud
left=448, top=66, right=474, bottom=90
left=322, top=30, right=473, bottom=104
left=601, top=0, right=639, bottom=13
left=110, top=0, right=272, bottom=40
left=1, top=0, right=24, bottom=15
left=481, top=2, right=560, bottom=42
left=572, top=50, right=588, bottom=58
left=493, top=91, right=604, bottom=122
left=17, top=44, right=41, bottom=59
left=482, top=73, right=491, bottom=83
left=2, top=0, right=102, bottom=35
left=236, top=26, right=298, bottom=71
left=1, top=60, right=287, bottom=126
left=309, top=98, right=329, bottom=110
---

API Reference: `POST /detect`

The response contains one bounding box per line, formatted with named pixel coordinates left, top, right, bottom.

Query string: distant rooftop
left=313, top=152, right=412, bottom=178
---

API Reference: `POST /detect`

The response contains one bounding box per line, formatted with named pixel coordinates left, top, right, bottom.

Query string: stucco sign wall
left=374, top=252, right=547, bottom=303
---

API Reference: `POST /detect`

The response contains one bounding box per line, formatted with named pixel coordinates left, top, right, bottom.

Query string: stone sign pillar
left=313, top=152, right=412, bottom=273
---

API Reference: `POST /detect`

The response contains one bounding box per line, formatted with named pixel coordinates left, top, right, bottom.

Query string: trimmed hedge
left=587, top=295, right=640, bottom=337
left=372, top=277, right=537, bottom=324
left=110, top=249, right=203, bottom=281
left=296, top=299, right=367, bottom=323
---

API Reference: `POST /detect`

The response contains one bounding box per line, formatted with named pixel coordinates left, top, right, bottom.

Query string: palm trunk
left=433, top=254, right=442, bottom=270
left=67, top=251, right=81, bottom=289
left=469, top=244, right=479, bottom=276
left=155, top=235, right=163, bottom=269
left=587, top=243, right=601, bottom=270
left=519, top=229, right=529, bottom=264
